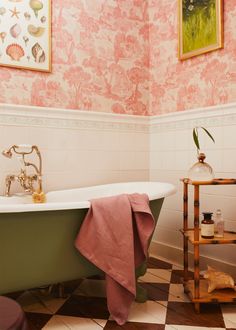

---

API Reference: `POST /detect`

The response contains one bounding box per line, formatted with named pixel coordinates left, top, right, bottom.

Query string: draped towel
left=74, top=193, right=155, bottom=325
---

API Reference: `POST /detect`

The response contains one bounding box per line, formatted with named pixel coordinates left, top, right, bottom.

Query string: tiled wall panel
left=150, top=104, right=236, bottom=270
left=0, top=104, right=149, bottom=195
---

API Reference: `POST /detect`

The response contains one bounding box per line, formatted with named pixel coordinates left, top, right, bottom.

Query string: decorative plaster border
left=150, top=102, right=236, bottom=133
left=0, top=103, right=149, bottom=133
left=1, top=102, right=236, bottom=133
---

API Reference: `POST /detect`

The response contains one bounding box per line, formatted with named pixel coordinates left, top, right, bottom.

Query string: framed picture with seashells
left=0, top=0, right=51, bottom=72
left=178, top=0, right=223, bottom=60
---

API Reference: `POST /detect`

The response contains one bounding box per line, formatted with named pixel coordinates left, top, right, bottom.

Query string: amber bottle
left=201, top=212, right=214, bottom=239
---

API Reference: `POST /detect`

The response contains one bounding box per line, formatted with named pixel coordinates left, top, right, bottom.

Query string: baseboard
left=150, top=240, right=236, bottom=278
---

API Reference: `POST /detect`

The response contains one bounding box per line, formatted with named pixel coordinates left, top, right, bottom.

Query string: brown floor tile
left=4, top=290, right=25, bottom=300
left=147, top=257, right=172, bottom=269
left=8, top=257, right=230, bottom=329
left=104, top=321, right=165, bottom=329
left=25, top=312, right=52, bottom=330
left=166, top=302, right=225, bottom=327
left=138, top=282, right=169, bottom=301
left=170, top=270, right=194, bottom=284
left=64, top=279, right=83, bottom=292
left=56, top=294, right=110, bottom=319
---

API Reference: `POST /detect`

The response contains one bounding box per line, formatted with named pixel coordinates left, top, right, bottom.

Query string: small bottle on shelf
left=214, top=209, right=224, bottom=238
left=201, top=212, right=214, bottom=239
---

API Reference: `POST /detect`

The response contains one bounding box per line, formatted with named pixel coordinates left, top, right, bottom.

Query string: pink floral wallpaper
left=149, top=0, right=236, bottom=115
left=0, top=0, right=149, bottom=115
left=0, top=0, right=236, bottom=116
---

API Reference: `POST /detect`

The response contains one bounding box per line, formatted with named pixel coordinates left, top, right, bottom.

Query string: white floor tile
left=43, top=315, right=103, bottom=329
left=93, top=319, right=107, bottom=327
left=17, top=291, right=53, bottom=314
left=139, top=269, right=171, bottom=283
left=168, top=284, right=191, bottom=302
left=165, top=326, right=179, bottom=330
left=172, top=264, right=184, bottom=270
left=17, top=290, right=66, bottom=314
left=42, top=315, right=68, bottom=329
left=126, top=300, right=167, bottom=324
left=166, top=326, right=225, bottom=330
left=221, top=303, right=236, bottom=328
left=149, top=269, right=172, bottom=282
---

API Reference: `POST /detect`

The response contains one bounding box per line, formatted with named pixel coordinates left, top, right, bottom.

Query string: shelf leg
left=194, top=302, right=200, bottom=313
left=184, top=236, right=188, bottom=286
left=183, top=182, right=189, bottom=284
left=193, top=185, right=200, bottom=304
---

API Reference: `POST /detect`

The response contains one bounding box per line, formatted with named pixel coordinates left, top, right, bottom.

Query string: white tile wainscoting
left=0, top=103, right=149, bottom=194
left=149, top=102, right=236, bottom=276
left=1, top=102, right=236, bottom=274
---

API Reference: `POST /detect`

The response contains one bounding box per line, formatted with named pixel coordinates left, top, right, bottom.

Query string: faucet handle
left=5, top=175, right=15, bottom=196
left=6, top=174, right=15, bottom=181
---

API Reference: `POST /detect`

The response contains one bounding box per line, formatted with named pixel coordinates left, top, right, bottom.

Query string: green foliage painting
left=179, top=0, right=223, bottom=60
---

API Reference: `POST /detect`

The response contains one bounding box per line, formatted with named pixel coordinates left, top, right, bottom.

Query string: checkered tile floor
left=5, top=257, right=236, bottom=329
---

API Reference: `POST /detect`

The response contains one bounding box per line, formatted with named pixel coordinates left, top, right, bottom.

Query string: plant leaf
left=193, top=128, right=200, bottom=150
left=201, top=127, right=215, bottom=143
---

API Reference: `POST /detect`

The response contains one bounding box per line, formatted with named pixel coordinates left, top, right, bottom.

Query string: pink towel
left=74, top=193, right=155, bottom=325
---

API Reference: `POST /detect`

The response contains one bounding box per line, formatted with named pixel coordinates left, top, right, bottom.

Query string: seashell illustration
left=10, top=23, right=21, bottom=38
left=32, top=43, right=45, bottom=63
left=29, top=0, right=43, bottom=18
left=0, top=7, right=6, bottom=15
left=0, top=32, right=6, bottom=43
left=28, top=24, right=45, bottom=37
left=24, top=12, right=31, bottom=20
left=40, top=16, right=46, bottom=23
left=23, top=35, right=29, bottom=46
left=6, top=43, right=24, bottom=61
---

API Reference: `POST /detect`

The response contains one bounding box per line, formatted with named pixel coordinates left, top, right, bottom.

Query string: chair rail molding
left=0, top=102, right=236, bottom=133
left=150, top=102, right=236, bottom=133
left=0, top=103, right=149, bottom=133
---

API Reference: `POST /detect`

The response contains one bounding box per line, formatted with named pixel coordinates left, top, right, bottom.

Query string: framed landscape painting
left=178, top=0, right=223, bottom=60
left=0, top=0, right=51, bottom=72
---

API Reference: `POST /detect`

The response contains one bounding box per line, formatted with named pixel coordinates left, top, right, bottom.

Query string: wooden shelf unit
left=180, top=229, right=236, bottom=244
left=181, top=178, right=236, bottom=312
left=184, top=279, right=236, bottom=303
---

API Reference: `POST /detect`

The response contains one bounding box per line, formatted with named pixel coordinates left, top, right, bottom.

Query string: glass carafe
left=188, top=153, right=214, bottom=181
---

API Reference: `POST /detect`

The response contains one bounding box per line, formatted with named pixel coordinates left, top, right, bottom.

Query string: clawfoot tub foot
left=135, top=261, right=148, bottom=303
left=37, top=283, right=67, bottom=298
left=135, top=283, right=148, bottom=302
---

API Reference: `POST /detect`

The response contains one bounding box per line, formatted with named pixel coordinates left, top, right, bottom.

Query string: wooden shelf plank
left=184, top=279, right=236, bottom=303
left=180, top=229, right=236, bottom=244
left=181, top=178, right=236, bottom=185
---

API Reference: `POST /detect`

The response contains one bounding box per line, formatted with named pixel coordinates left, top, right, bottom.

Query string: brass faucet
left=2, top=145, right=43, bottom=197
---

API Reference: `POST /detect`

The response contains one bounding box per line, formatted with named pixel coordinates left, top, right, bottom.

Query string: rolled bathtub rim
left=0, top=181, right=176, bottom=213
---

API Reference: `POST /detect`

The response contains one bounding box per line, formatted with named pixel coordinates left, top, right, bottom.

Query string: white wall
left=149, top=103, right=236, bottom=275
left=0, top=104, right=149, bottom=195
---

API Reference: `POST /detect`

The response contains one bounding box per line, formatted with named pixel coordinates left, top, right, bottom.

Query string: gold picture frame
left=178, top=0, right=223, bottom=60
left=0, top=0, right=51, bottom=72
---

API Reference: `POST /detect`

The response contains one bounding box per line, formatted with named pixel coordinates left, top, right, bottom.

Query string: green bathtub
left=0, top=182, right=176, bottom=294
